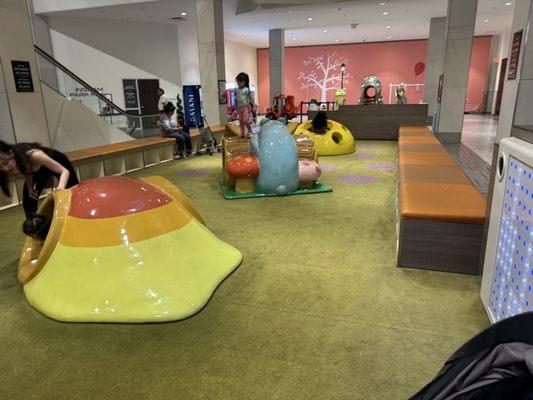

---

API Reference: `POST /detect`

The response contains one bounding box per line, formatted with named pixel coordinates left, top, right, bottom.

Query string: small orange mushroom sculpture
left=225, top=155, right=260, bottom=193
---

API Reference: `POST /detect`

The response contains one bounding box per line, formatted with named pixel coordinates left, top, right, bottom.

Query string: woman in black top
left=0, top=141, right=79, bottom=217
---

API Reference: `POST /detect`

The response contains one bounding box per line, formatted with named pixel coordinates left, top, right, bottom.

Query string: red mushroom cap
left=226, top=155, right=260, bottom=178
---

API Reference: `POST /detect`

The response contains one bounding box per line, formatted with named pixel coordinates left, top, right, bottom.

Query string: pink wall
left=257, top=37, right=492, bottom=113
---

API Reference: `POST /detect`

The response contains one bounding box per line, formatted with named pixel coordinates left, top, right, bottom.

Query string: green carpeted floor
left=0, top=141, right=488, bottom=399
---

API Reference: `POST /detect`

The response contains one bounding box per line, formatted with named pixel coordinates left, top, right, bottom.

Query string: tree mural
left=297, top=52, right=351, bottom=102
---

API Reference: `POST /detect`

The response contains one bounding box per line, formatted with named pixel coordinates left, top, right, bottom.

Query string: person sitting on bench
left=158, top=102, right=192, bottom=159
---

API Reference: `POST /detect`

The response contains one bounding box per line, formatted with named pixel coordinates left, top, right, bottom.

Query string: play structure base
left=220, top=180, right=332, bottom=199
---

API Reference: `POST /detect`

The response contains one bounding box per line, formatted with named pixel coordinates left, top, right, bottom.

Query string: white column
left=0, top=0, right=51, bottom=145
left=513, top=1, right=533, bottom=130
left=177, top=16, right=200, bottom=86
left=435, top=0, right=478, bottom=143
left=196, top=0, right=226, bottom=125
left=484, top=35, right=501, bottom=114
left=269, top=28, right=284, bottom=103
left=424, top=17, right=446, bottom=122
left=496, top=0, right=531, bottom=142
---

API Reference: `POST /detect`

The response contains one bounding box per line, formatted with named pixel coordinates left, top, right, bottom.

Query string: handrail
left=34, top=45, right=160, bottom=119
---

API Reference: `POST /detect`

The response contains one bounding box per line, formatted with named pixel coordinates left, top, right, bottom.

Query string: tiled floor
left=440, top=114, right=498, bottom=198
left=461, top=114, right=498, bottom=165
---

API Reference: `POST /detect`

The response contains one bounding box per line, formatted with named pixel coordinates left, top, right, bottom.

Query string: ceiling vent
left=350, top=23, right=358, bottom=30
left=169, top=16, right=186, bottom=21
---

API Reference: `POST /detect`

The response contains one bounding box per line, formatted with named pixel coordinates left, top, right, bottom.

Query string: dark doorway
left=137, top=79, right=160, bottom=128
left=495, top=58, right=507, bottom=115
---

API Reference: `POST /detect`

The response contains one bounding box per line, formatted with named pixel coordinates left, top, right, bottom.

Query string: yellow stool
left=293, top=119, right=355, bottom=156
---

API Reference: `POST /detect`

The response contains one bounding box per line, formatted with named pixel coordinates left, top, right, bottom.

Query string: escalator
left=34, top=45, right=161, bottom=139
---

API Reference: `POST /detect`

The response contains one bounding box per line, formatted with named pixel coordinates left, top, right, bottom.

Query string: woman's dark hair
left=163, top=102, right=176, bottom=114
left=0, top=140, right=43, bottom=196
left=235, top=72, right=250, bottom=88
left=23, top=213, right=51, bottom=241
left=157, top=88, right=165, bottom=94
left=312, top=111, right=328, bottom=132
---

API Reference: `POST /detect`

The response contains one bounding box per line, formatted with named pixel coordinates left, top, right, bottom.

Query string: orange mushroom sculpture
left=225, top=154, right=260, bottom=193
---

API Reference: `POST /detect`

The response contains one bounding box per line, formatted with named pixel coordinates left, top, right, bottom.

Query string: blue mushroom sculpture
left=250, top=120, right=299, bottom=195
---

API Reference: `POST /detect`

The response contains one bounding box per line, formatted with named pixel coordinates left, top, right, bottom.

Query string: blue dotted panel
left=490, top=157, right=533, bottom=321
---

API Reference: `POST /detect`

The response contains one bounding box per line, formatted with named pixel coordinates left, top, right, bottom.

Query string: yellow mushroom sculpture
left=293, top=119, right=356, bottom=156
left=18, top=176, right=242, bottom=323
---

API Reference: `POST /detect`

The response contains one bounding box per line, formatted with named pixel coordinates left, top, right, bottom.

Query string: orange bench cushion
left=399, top=164, right=472, bottom=185
left=400, top=183, right=486, bottom=224
left=399, top=126, right=430, bottom=135
left=399, top=143, right=445, bottom=152
left=398, top=135, right=440, bottom=144
left=399, top=151, right=456, bottom=165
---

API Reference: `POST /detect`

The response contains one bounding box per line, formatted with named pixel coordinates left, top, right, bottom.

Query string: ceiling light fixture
left=387, top=36, right=392, bottom=39
left=379, top=2, right=387, bottom=5
left=181, top=12, right=187, bottom=16
left=505, top=2, right=512, bottom=5
left=288, top=10, right=293, bottom=13
left=335, top=39, right=339, bottom=42
left=382, top=11, right=389, bottom=15
left=307, top=17, right=313, bottom=21
left=323, top=29, right=328, bottom=33
left=386, top=25, right=391, bottom=28
left=292, top=37, right=297, bottom=40
left=484, top=19, right=490, bottom=23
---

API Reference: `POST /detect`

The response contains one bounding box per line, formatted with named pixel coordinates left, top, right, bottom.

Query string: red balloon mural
left=414, top=62, right=425, bottom=76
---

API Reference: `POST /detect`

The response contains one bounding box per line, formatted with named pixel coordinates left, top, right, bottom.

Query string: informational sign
left=122, top=79, right=139, bottom=109
left=11, top=60, right=34, bottom=92
left=218, top=80, right=227, bottom=105
left=508, top=30, right=523, bottom=81
left=437, top=74, right=444, bottom=103
left=183, top=85, right=203, bottom=127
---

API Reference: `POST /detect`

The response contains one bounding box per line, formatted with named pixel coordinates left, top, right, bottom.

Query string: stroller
left=196, top=116, right=222, bottom=156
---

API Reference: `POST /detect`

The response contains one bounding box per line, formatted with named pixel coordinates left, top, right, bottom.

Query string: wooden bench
left=397, top=126, right=487, bottom=274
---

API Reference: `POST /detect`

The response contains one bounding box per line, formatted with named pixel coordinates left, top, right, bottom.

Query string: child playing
left=235, top=72, right=254, bottom=138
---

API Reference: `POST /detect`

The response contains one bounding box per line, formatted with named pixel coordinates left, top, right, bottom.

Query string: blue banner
left=183, top=85, right=203, bottom=127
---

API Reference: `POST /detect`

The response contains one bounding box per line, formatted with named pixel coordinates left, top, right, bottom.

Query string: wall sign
left=122, top=79, right=139, bottom=109
left=508, top=30, right=523, bottom=81
left=437, top=74, right=444, bottom=103
left=218, top=80, right=227, bottom=104
left=11, top=60, right=34, bottom=92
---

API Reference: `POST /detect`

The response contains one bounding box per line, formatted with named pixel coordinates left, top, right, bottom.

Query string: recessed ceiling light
left=323, top=29, right=328, bottom=33
left=386, top=25, right=391, bottom=29
left=379, top=2, right=387, bottom=5
left=292, top=37, right=297, bottom=40
left=288, top=10, right=294, bottom=13
left=335, top=39, right=339, bottom=42
left=307, top=17, right=313, bottom=21
left=484, top=19, right=490, bottom=23
left=387, top=36, right=392, bottom=39
left=382, top=11, right=389, bottom=15
left=181, top=12, right=187, bottom=16
left=505, top=2, right=512, bottom=5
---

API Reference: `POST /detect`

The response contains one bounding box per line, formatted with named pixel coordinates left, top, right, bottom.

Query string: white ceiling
left=36, top=0, right=515, bottom=47
left=224, top=0, right=514, bottom=47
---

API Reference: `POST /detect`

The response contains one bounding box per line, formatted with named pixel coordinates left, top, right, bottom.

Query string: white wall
left=47, top=16, right=181, bottom=109
left=224, top=39, right=258, bottom=100
left=33, top=0, right=158, bottom=14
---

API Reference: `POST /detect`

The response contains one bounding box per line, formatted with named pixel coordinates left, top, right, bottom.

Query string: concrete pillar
left=484, top=35, right=500, bottom=114
left=424, top=17, right=446, bottom=122
left=196, top=0, right=226, bottom=125
left=496, top=0, right=531, bottom=142
left=435, top=0, right=478, bottom=143
left=177, top=15, right=200, bottom=86
left=0, top=0, right=51, bottom=145
left=513, top=1, right=533, bottom=130
left=269, top=28, right=284, bottom=103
